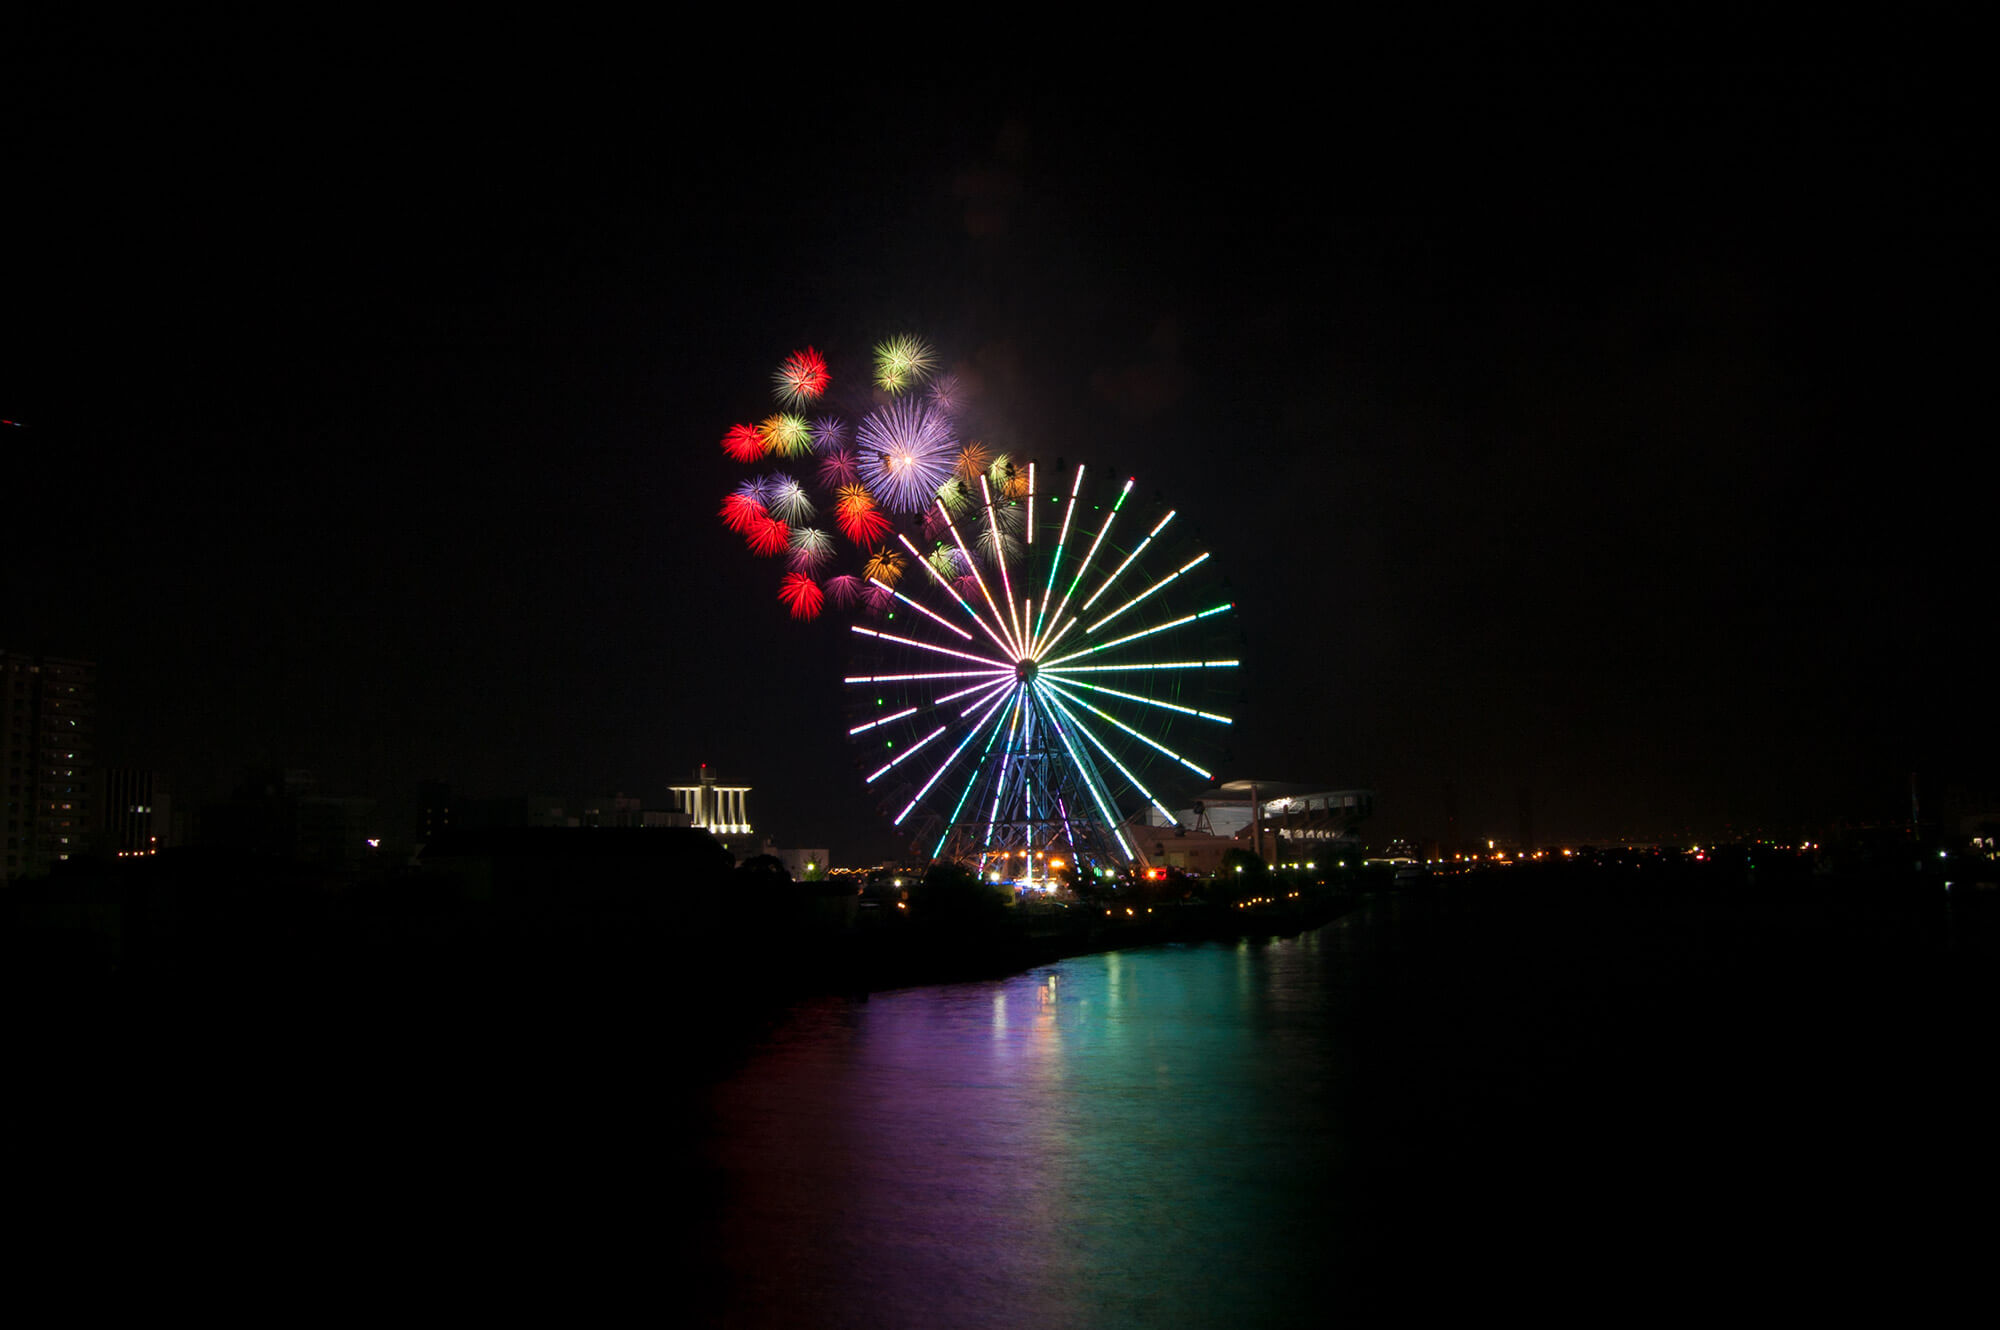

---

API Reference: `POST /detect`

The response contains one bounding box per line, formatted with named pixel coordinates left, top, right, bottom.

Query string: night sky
left=7, top=33, right=1991, bottom=861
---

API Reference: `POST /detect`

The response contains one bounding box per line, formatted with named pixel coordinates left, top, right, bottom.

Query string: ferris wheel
left=844, top=461, right=1239, bottom=884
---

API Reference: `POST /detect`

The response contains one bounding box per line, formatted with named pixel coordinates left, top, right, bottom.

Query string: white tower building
left=669, top=765, right=752, bottom=837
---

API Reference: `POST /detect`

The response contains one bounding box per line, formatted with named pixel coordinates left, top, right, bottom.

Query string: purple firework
left=857, top=399, right=957, bottom=514
left=812, top=416, right=849, bottom=453
left=927, top=372, right=964, bottom=417
left=817, top=448, right=860, bottom=487
left=825, top=573, right=865, bottom=609
left=766, top=474, right=814, bottom=524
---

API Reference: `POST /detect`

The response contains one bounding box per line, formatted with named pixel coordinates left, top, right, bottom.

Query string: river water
left=31, top=881, right=1989, bottom=1321
left=668, top=885, right=1993, bottom=1324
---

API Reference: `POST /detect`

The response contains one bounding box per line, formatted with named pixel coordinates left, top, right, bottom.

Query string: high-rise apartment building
left=1, top=651, right=96, bottom=885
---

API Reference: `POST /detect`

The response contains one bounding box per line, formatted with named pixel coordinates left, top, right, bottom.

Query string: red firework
left=778, top=572, right=825, bottom=620
left=720, top=423, right=765, bottom=462
left=746, top=515, right=790, bottom=556
left=774, top=347, right=831, bottom=404
left=834, top=484, right=893, bottom=545
left=719, top=492, right=766, bottom=533
left=839, top=506, right=893, bottom=546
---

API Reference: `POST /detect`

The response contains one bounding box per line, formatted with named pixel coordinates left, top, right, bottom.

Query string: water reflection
left=688, top=887, right=1992, bottom=1324
left=701, top=931, right=1364, bottom=1328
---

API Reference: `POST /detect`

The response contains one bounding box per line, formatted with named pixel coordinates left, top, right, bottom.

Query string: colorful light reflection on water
left=698, top=932, right=1370, bottom=1328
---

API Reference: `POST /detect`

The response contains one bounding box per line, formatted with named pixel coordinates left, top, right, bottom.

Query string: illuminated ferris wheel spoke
left=1039, top=677, right=1216, bottom=780
left=1035, top=687, right=1133, bottom=860
left=982, top=692, right=1030, bottom=851
left=894, top=685, right=1015, bottom=824
left=1033, top=466, right=1088, bottom=645
left=935, top=674, right=1016, bottom=709
left=1035, top=681, right=1182, bottom=821
left=933, top=689, right=1019, bottom=858
left=850, top=624, right=1010, bottom=672
left=1085, top=552, right=1213, bottom=636
left=1037, top=479, right=1129, bottom=654
left=844, top=667, right=1013, bottom=684
left=1080, top=510, right=1175, bottom=614
left=848, top=706, right=919, bottom=735
left=864, top=723, right=950, bottom=784
left=1044, top=659, right=1240, bottom=675
left=1036, top=615, right=1083, bottom=662
left=895, top=535, right=1015, bottom=659
left=1045, top=602, right=1235, bottom=668
left=978, top=477, right=1026, bottom=653
left=936, top=676, right=1016, bottom=704
left=868, top=576, right=974, bottom=641
left=1040, top=684, right=1136, bottom=840
left=1045, top=675, right=1235, bottom=725
left=933, top=503, right=1024, bottom=659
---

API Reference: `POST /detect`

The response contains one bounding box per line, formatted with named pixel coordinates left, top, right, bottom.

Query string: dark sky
left=6, top=32, right=1991, bottom=858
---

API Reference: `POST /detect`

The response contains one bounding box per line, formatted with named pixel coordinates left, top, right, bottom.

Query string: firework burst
left=787, top=526, right=835, bottom=571
left=773, top=348, right=830, bottom=406
left=719, top=492, right=766, bottom=533
left=745, top=515, right=790, bottom=557
left=974, top=523, right=1020, bottom=565
left=928, top=372, right=965, bottom=416
left=760, top=413, right=813, bottom=457
left=834, top=483, right=893, bottom=545
left=873, top=335, right=935, bottom=393
left=818, top=449, right=860, bottom=487
left=767, top=475, right=814, bottom=525
left=812, top=415, right=849, bottom=453
left=777, top=571, right=825, bottom=620
left=953, top=443, right=991, bottom=482
left=721, top=423, right=765, bottom=462
left=825, top=574, right=866, bottom=609
left=858, top=399, right=957, bottom=513
left=862, top=547, right=907, bottom=588
left=927, top=543, right=964, bottom=580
